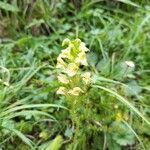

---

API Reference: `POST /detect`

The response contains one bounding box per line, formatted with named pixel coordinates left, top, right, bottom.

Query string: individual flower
left=57, top=74, right=69, bottom=84
left=56, top=87, right=67, bottom=95
left=75, top=51, right=88, bottom=66
left=125, top=61, right=135, bottom=68
left=68, top=87, right=83, bottom=96
left=60, top=47, right=73, bottom=60
left=56, top=56, right=66, bottom=69
left=82, top=72, right=91, bottom=84
left=62, top=38, right=71, bottom=46
left=64, top=63, right=78, bottom=77
left=79, top=42, right=89, bottom=52
left=116, top=112, right=123, bottom=121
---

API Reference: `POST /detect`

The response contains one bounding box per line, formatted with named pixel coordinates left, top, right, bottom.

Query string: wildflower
left=125, top=61, right=135, bottom=68
left=68, top=87, right=83, bottom=96
left=56, top=87, right=67, bottom=95
left=82, top=72, right=91, bottom=84
left=60, top=47, right=73, bottom=60
left=62, top=38, right=70, bottom=46
left=75, top=51, right=88, bottom=66
left=58, top=74, right=69, bottom=84
left=79, top=42, right=89, bottom=52
left=56, top=56, right=66, bottom=69
left=116, top=112, right=122, bottom=121
left=65, top=63, right=78, bottom=77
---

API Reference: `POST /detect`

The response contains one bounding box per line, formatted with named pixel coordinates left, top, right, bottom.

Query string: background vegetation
left=0, top=0, right=150, bottom=149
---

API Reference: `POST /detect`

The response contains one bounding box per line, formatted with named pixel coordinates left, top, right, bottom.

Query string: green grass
left=0, top=0, right=150, bottom=149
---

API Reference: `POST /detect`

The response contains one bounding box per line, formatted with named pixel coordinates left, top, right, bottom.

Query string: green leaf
left=87, top=52, right=98, bottom=66
left=1, top=104, right=67, bottom=118
left=25, top=19, right=45, bottom=29
left=96, top=58, right=110, bottom=75
left=111, top=122, right=135, bottom=146
left=2, top=124, right=34, bottom=148
left=0, top=1, right=19, bottom=12
left=107, top=134, right=121, bottom=150
left=46, top=135, right=63, bottom=150
left=122, top=81, right=142, bottom=96
left=65, top=127, right=74, bottom=138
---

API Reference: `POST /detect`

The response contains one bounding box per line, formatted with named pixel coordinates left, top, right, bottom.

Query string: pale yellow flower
left=68, top=87, right=83, bottom=96
left=75, top=51, right=88, bottom=66
left=79, top=42, right=89, bottom=52
left=82, top=72, right=91, bottom=84
left=116, top=112, right=122, bottom=121
left=69, top=43, right=75, bottom=50
left=65, top=63, right=78, bottom=77
left=62, top=38, right=70, bottom=46
left=60, top=47, right=73, bottom=60
left=57, top=74, right=69, bottom=84
left=56, top=87, right=67, bottom=95
left=56, top=56, right=66, bottom=69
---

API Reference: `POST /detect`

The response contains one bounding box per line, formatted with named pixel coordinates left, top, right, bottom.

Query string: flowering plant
left=56, top=38, right=92, bottom=147
left=56, top=38, right=92, bottom=97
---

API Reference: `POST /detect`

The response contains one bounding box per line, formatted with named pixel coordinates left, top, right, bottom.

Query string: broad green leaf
left=111, top=122, right=135, bottom=146
left=46, top=135, right=63, bottom=150
left=107, top=134, right=121, bottom=150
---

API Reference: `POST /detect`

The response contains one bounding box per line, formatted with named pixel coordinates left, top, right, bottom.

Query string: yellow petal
left=68, top=87, right=83, bottom=96
left=116, top=112, right=122, bottom=121
left=56, top=87, right=66, bottom=95
left=57, top=74, right=69, bottom=84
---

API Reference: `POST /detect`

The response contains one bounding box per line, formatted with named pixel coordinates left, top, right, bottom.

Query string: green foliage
left=46, top=135, right=63, bottom=150
left=0, top=0, right=150, bottom=149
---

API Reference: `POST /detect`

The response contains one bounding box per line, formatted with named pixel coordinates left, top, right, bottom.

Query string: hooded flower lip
left=64, top=63, right=78, bottom=77
left=79, top=42, right=89, bottom=52
left=60, top=47, right=73, bottom=60
left=56, top=87, right=67, bottom=95
left=68, top=87, right=83, bottom=96
left=62, top=38, right=71, bottom=46
left=57, top=74, right=69, bottom=84
left=75, top=51, right=88, bottom=66
left=56, top=56, right=66, bottom=69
